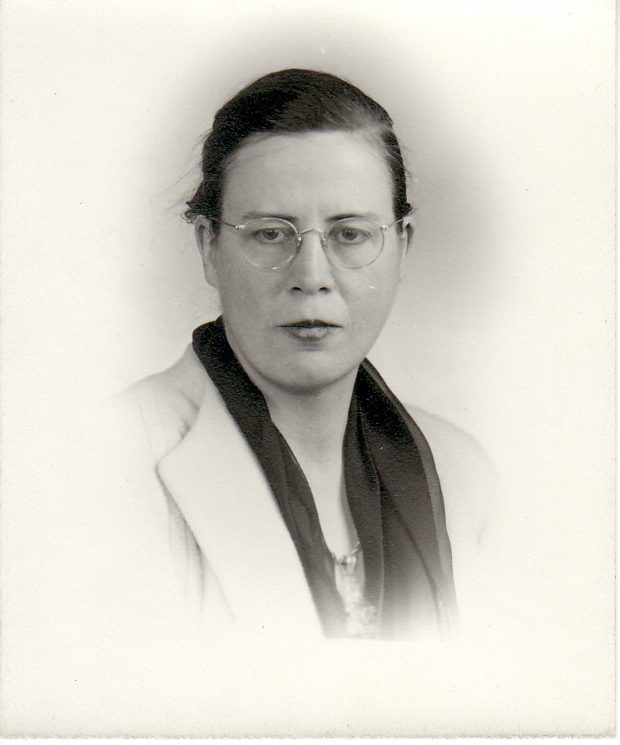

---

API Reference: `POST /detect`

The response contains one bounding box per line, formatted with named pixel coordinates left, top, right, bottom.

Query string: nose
left=287, top=230, right=334, bottom=295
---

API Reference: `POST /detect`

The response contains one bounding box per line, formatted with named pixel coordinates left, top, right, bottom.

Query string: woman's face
left=197, top=130, right=411, bottom=394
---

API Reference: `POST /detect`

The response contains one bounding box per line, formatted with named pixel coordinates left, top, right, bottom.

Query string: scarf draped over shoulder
left=192, top=317, right=457, bottom=639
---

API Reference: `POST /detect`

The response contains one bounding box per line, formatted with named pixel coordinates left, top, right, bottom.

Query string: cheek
left=219, top=279, right=264, bottom=326
left=348, top=264, right=402, bottom=314
left=345, top=287, right=398, bottom=349
left=216, top=268, right=284, bottom=341
left=214, top=252, right=264, bottom=311
left=340, top=289, right=396, bottom=365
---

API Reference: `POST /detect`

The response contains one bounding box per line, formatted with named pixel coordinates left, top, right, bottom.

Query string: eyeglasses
left=206, top=214, right=410, bottom=270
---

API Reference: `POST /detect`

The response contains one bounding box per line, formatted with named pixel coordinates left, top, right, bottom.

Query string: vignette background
left=0, top=0, right=614, bottom=736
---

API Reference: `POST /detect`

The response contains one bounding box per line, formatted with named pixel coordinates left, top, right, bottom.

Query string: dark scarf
left=193, top=317, right=456, bottom=639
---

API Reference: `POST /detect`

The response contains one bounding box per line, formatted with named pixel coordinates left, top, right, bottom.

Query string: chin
left=265, top=359, right=359, bottom=395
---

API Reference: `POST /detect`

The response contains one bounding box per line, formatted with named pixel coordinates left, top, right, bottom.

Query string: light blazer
left=110, top=345, right=496, bottom=640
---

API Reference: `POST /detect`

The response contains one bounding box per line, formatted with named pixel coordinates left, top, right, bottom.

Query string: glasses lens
left=326, top=218, right=383, bottom=268
left=238, top=218, right=297, bottom=268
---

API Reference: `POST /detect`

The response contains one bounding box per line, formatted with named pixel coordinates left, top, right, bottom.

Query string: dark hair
left=184, top=68, right=412, bottom=228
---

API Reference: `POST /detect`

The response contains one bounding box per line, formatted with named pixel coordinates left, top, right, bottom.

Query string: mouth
left=281, top=319, right=340, bottom=329
left=279, top=319, right=341, bottom=341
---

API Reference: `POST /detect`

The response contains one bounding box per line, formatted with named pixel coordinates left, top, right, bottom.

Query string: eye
left=248, top=224, right=296, bottom=244
left=254, top=228, right=285, bottom=243
left=330, top=223, right=373, bottom=244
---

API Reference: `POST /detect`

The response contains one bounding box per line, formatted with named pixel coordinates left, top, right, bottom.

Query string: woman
left=121, top=69, right=488, bottom=641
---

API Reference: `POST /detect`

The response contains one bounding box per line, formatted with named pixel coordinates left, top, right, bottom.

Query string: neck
left=259, top=371, right=359, bottom=558
left=258, top=372, right=358, bottom=465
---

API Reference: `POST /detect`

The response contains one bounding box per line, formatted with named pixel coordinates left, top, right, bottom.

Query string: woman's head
left=190, top=70, right=414, bottom=395
left=185, top=68, right=411, bottom=228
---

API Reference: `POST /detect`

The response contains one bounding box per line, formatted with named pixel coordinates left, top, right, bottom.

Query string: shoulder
left=407, top=405, right=499, bottom=550
left=407, top=406, right=497, bottom=480
left=98, top=348, right=207, bottom=579
left=111, top=345, right=208, bottom=462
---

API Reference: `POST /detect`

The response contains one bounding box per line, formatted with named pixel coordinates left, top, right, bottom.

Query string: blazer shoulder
left=407, top=406, right=495, bottom=469
left=407, top=405, right=499, bottom=548
left=112, top=346, right=208, bottom=462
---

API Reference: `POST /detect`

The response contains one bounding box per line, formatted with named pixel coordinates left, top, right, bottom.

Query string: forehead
left=222, top=131, right=394, bottom=218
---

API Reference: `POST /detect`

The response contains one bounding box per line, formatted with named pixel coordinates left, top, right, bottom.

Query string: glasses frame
left=205, top=213, right=412, bottom=270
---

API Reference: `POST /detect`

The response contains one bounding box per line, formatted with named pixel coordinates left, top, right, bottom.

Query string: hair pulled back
left=185, top=68, right=411, bottom=228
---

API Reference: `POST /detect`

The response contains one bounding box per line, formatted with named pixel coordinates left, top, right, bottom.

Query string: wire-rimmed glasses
left=206, top=214, right=410, bottom=270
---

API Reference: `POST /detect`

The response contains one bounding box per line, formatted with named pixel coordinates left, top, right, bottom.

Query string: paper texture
left=0, top=0, right=614, bottom=736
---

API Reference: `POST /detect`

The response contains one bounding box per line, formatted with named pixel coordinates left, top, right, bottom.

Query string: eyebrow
left=240, top=211, right=383, bottom=223
left=240, top=211, right=297, bottom=223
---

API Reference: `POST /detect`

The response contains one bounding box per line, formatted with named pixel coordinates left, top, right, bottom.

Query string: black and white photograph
left=0, top=0, right=614, bottom=737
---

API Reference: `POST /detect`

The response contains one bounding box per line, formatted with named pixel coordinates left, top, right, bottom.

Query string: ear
left=397, top=214, right=415, bottom=280
left=194, top=216, right=219, bottom=289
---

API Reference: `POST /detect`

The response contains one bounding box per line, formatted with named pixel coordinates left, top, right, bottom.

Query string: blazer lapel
left=157, top=374, right=323, bottom=637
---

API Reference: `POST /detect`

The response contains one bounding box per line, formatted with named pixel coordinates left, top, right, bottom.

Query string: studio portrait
left=1, top=0, right=614, bottom=737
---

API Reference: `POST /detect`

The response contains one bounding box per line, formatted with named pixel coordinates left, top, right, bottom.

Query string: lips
left=280, top=319, right=340, bottom=329
left=279, top=319, right=341, bottom=342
